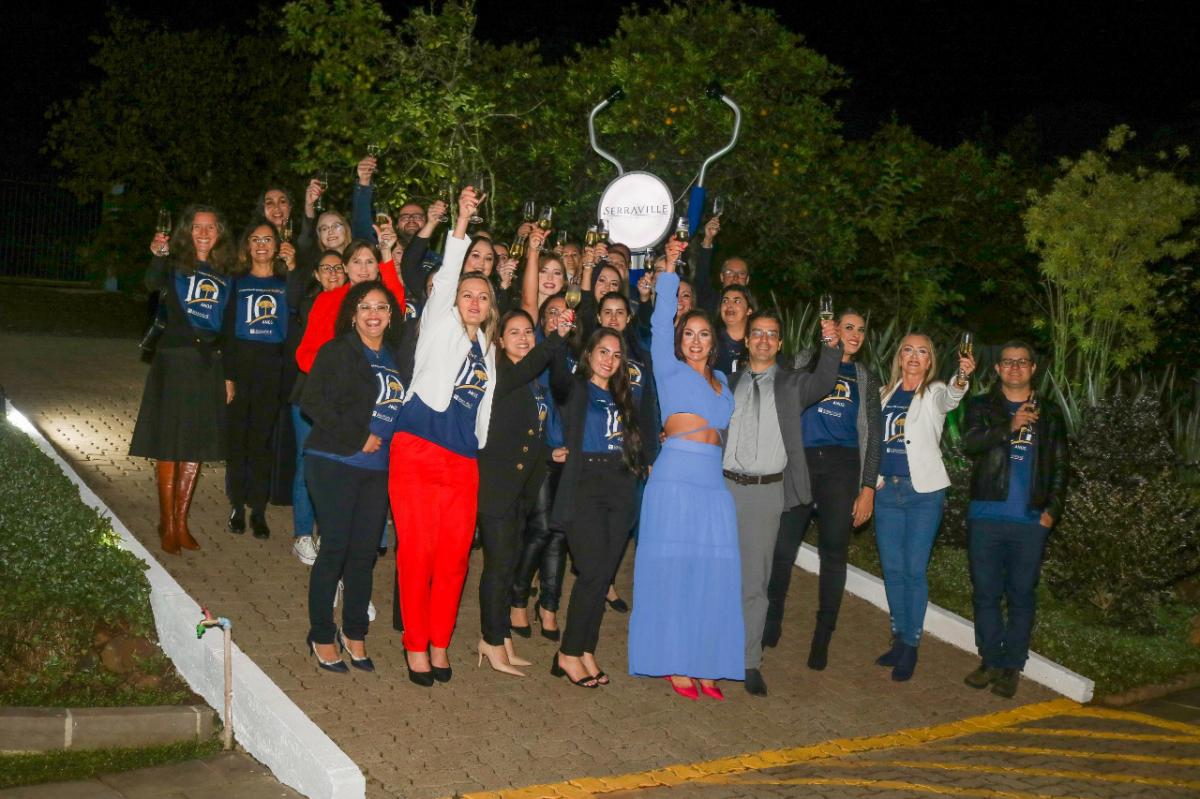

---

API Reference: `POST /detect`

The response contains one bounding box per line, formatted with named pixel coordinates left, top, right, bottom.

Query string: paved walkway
left=0, top=751, right=302, bottom=798
left=0, top=333, right=1093, bottom=798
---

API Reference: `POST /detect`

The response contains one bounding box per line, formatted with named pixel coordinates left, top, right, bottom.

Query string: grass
left=0, top=284, right=147, bottom=338
left=845, top=531, right=1200, bottom=697
left=0, top=739, right=222, bottom=789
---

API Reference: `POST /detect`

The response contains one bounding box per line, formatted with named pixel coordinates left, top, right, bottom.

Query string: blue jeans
left=291, top=404, right=316, bottom=538
left=968, top=518, right=1049, bottom=670
left=874, top=476, right=945, bottom=647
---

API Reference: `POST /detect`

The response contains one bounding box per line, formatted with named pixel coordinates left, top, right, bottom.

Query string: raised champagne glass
left=314, top=170, right=330, bottom=214
left=155, top=208, right=171, bottom=255
left=365, top=143, right=382, bottom=185
left=819, top=293, right=834, bottom=344
left=584, top=225, right=599, bottom=247
left=565, top=280, right=582, bottom=310
left=673, top=216, right=689, bottom=269
left=957, top=331, right=974, bottom=385
left=469, top=173, right=489, bottom=225
left=712, top=194, right=725, bottom=217
left=536, top=206, right=554, bottom=252
left=554, top=230, right=568, bottom=254
left=509, top=236, right=526, bottom=261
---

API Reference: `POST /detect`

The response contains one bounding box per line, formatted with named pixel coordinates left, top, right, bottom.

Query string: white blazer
left=405, top=233, right=498, bottom=448
left=877, top=380, right=967, bottom=493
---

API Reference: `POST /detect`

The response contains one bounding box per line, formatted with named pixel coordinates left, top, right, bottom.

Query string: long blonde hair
left=457, top=272, right=500, bottom=345
left=887, top=332, right=938, bottom=397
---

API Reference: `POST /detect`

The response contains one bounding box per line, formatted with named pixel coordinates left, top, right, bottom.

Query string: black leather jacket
left=961, top=386, right=1070, bottom=523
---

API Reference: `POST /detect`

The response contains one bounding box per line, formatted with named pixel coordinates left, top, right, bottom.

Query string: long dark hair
left=496, top=308, right=535, bottom=347
left=597, top=292, right=646, bottom=362
left=255, top=184, right=295, bottom=220
left=335, top=280, right=401, bottom=351
left=578, top=328, right=642, bottom=472
left=674, top=308, right=719, bottom=374
left=169, top=204, right=236, bottom=274
left=233, top=218, right=285, bottom=277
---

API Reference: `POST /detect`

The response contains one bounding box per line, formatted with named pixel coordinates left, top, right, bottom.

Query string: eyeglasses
left=749, top=329, right=780, bottom=340
left=1000, top=358, right=1033, bottom=369
left=397, top=213, right=426, bottom=222
left=318, top=263, right=344, bottom=274
left=250, top=236, right=275, bottom=245
left=357, top=303, right=390, bottom=313
left=316, top=222, right=345, bottom=235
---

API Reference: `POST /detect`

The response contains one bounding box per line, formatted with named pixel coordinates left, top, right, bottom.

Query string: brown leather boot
left=156, top=460, right=180, bottom=554
left=175, top=461, right=202, bottom=551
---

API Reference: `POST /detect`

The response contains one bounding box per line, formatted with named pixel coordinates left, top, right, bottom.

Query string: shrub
left=0, top=417, right=184, bottom=704
left=1042, top=395, right=1200, bottom=632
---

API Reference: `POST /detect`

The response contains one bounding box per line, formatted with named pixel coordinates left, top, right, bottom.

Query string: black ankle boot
left=250, top=509, right=270, bottom=540
left=876, top=637, right=903, bottom=667
left=891, top=643, right=918, bottom=682
left=807, top=624, right=833, bottom=671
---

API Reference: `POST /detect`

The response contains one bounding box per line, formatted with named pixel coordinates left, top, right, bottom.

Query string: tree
left=1024, top=125, right=1198, bottom=396
left=46, top=9, right=307, bottom=279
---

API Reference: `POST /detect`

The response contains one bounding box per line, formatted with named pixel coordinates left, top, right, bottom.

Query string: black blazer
left=477, top=332, right=567, bottom=518
left=300, top=331, right=401, bottom=457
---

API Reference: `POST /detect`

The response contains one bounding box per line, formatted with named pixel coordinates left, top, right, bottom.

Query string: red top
left=295, top=260, right=404, bottom=373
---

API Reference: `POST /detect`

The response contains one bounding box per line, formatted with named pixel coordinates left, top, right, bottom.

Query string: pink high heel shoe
left=698, top=682, right=725, bottom=701
left=664, top=676, right=698, bottom=700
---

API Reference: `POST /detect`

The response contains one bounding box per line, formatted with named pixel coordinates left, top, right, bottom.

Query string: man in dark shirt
left=961, top=341, right=1069, bottom=698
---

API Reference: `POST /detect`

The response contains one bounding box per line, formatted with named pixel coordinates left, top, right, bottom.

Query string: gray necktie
left=737, top=372, right=761, bottom=467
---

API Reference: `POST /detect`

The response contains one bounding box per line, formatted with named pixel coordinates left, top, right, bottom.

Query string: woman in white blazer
left=874, top=333, right=974, bottom=681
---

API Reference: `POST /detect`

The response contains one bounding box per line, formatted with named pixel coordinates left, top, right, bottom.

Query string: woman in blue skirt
left=628, top=238, right=742, bottom=700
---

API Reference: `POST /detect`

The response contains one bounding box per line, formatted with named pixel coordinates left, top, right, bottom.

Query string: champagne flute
left=819, top=293, right=834, bottom=344
left=521, top=200, right=536, bottom=223
left=536, top=206, right=554, bottom=252
left=957, top=331, right=974, bottom=384
left=280, top=217, right=294, bottom=245
left=469, top=173, right=488, bottom=225
left=554, top=230, right=568, bottom=254
left=365, top=143, right=382, bottom=184
left=673, top=216, right=690, bottom=268
left=155, top=208, right=171, bottom=255
left=712, top=194, right=725, bottom=217
left=584, top=224, right=599, bottom=247
left=509, top=236, right=526, bottom=260
left=314, top=170, right=330, bottom=214
left=564, top=280, right=583, bottom=311
left=1021, top=390, right=1038, bottom=438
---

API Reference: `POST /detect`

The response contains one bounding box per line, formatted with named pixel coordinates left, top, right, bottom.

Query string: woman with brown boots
left=131, top=205, right=238, bottom=554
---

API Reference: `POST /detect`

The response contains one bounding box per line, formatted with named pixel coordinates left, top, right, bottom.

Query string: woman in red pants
left=391, top=186, right=496, bottom=687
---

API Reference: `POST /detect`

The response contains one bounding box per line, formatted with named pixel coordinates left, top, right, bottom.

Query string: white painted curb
left=6, top=401, right=365, bottom=799
left=795, top=543, right=1095, bottom=702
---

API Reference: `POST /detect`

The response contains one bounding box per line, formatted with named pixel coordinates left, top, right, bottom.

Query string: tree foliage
left=1024, top=126, right=1198, bottom=394
left=45, top=9, right=307, bottom=277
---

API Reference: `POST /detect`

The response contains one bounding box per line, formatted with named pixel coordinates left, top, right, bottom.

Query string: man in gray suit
left=724, top=309, right=841, bottom=696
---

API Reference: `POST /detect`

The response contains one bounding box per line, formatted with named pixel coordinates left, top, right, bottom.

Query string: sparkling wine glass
left=536, top=206, right=554, bottom=252
left=819, top=293, right=834, bottom=344
left=155, top=208, right=171, bottom=255
left=314, top=170, right=330, bottom=214
left=957, top=331, right=974, bottom=384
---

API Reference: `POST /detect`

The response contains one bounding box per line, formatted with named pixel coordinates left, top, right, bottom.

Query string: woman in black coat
left=299, top=280, right=404, bottom=673
left=475, top=309, right=568, bottom=675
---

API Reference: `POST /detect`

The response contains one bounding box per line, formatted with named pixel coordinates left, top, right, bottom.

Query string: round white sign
left=597, top=171, right=674, bottom=251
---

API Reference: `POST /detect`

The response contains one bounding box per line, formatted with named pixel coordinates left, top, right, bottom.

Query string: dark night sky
left=6, top=1, right=1198, bottom=176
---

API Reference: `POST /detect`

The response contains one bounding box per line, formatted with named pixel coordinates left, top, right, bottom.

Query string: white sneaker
left=292, top=535, right=319, bottom=565
left=368, top=601, right=377, bottom=622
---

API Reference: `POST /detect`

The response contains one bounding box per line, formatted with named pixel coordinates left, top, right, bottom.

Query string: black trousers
left=766, top=446, right=860, bottom=633
left=511, top=465, right=567, bottom=612
left=478, top=473, right=542, bottom=645
left=561, top=460, right=635, bottom=656
left=225, top=342, right=282, bottom=511
left=305, top=455, right=388, bottom=644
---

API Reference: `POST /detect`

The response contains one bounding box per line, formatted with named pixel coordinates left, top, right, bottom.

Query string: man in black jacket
left=961, top=340, right=1069, bottom=698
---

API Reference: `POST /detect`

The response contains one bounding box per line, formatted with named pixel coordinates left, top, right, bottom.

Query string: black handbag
left=139, top=290, right=168, bottom=355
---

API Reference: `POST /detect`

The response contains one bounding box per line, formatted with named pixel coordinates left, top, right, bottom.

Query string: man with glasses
left=723, top=309, right=841, bottom=696
left=961, top=341, right=1069, bottom=698
left=695, top=214, right=753, bottom=315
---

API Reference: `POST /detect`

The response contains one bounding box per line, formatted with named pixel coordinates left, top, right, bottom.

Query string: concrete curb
left=6, top=401, right=365, bottom=799
left=0, top=705, right=215, bottom=752
left=795, top=542, right=1095, bottom=702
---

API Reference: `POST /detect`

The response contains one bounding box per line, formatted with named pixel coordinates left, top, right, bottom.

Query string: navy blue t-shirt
left=582, top=382, right=624, bottom=453
left=174, top=266, right=230, bottom=334
left=880, top=388, right=915, bottom=477
left=803, top=361, right=859, bottom=448
left=232, top=274, right=288, bottom=343
left=397, top=340, right=488, bottom=457
left=969, top=398, right=1041, bottom=523
left=715, top=328, right=746, bottom=375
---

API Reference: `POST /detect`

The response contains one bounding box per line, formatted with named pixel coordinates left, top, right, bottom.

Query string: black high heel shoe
left=536, top=602, right=560, bottom=642
left=228, top=506, right=246, bottom=535
left=405, top=652, right=434, bottom=687
left=307, top=634, right=348, bottom=674
left=605, top=595, right=629, bottom=613
left=510, top=606, right=532, bottom=638
left=550, top=656, right=598, bottom=688
left=335, top=629, right=375, bottom=673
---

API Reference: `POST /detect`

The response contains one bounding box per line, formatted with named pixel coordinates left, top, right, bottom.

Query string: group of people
left=130, top=156, right=1069, bottom=700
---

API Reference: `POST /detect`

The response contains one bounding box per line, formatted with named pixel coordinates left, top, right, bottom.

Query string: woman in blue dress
left=628, top=238, right=742, bottom=700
